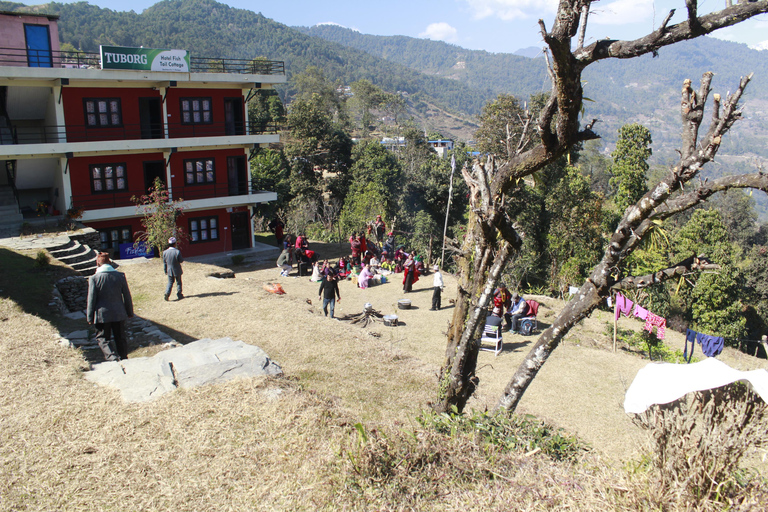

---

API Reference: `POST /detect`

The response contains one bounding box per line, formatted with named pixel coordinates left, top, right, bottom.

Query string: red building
left=0, top=11, right=284, bottom=257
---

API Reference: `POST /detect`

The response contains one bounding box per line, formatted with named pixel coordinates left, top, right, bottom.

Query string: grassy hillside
left=2, top=242, right=768, bottom=509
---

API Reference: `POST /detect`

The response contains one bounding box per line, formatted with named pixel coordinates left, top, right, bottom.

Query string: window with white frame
left=189, top=216, right=219, bottom=243
left=99, top=226, right=132, bottom=252
left=90, top=163, right=127, bottom=193
left=180, top=97, right=212, bottom=124
left=183, top=158, right=215, bottom=185
left=84, top=98, right=122, bottom=127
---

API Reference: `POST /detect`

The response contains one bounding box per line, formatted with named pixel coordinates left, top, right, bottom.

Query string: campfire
left=338, top=303, right=385, bottom=327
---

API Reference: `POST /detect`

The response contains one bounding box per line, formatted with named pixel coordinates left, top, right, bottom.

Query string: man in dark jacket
left=318, top=271, right=341, bottom=318
left=87, top=252, right=134, bottom=361
left=163, top=236, right=184, bottom=300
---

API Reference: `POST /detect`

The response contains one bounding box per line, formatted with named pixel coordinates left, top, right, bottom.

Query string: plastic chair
left=479, top=315, right=503, bottom=356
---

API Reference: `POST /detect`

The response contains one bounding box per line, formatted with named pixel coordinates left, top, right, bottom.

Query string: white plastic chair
left=479, top=315, right=503, bottom=356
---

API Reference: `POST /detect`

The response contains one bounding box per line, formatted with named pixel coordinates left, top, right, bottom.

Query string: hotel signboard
left=100, top=45, right=190, bottom=72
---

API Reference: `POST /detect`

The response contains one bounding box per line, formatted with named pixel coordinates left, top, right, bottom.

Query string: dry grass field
left=2, top=240, right=768, bottom=510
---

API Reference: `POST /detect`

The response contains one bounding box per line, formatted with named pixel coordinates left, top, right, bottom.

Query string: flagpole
left=440, top=154, right=456, bottom=269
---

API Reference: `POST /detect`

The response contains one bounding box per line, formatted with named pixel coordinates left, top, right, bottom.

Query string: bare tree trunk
left=434, top=0, right=768, bottom=416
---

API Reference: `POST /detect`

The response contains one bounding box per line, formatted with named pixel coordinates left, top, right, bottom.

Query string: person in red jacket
left=350, top=234, right=361, bottom=266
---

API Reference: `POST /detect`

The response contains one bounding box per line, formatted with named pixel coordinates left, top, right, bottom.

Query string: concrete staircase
left=47, top=238, right=99, bottom=276
left=0, top=185, right=22, bottom=237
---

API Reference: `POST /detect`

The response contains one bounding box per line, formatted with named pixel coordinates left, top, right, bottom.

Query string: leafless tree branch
left=576, top=1, right=768, bottom=64
left=612, top=256, right=720, bottom=291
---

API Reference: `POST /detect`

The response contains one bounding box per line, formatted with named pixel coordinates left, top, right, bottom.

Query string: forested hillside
left=300, top=24, right=768, bottom=161
left=296, top=24, right=550, bottom=102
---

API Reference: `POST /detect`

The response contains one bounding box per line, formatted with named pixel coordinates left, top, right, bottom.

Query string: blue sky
left=48, top=0, right=768, bottom=53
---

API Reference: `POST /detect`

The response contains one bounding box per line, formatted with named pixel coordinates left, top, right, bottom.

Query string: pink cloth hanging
left=633, top=304, right=649, bottom=320
left=644, top=313, right=666, bottom=339
left=614, top=293, right=634, bottom=320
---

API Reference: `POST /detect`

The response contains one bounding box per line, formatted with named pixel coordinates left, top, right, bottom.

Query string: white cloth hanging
left=624, top=358, right=768, bottom=414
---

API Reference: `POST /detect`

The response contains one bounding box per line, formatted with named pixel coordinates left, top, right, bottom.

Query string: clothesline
left=612, top=293, right=732, bottom=362
left=613, top=292, right=666, bottom=341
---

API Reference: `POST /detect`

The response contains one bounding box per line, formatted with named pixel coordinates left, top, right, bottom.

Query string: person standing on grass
left=276, top=247, right=292, bottom=277
left=350, top=233, right=361, bottom=267
left=268, top=216, right=284, bottom=247
left=373, top=215, right=386, bottom=243
left=430, top=265, right=444, bottom=311
left=163, top=237, right=184, bottom=301
left=402, top=253, right=418, bottom=293
left=318, top=271, right=341, bottom=318
left=87, top=252, right=134, bottom=362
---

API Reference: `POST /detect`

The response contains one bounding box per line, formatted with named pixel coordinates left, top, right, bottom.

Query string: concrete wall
left=0, top=13, right=60, bottom=67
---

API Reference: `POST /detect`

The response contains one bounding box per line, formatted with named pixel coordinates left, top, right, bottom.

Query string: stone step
left=71, top=255, right=97, bottom=271
left=0, top=225, right=20, bottom=238
left=0, top=190, right=16, bottom=207
left=61, top=246, right=97, bottom=268
left=0, top=204, right=21, bottom=221
left=48, top=239, right=83, bottom=259
left=46, top=237, right=99, bottom=276
left=0, top=217, right=22, bottom=229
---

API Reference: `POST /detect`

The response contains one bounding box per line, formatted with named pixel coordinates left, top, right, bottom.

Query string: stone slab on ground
left=84, top=337, right=283, bottom=402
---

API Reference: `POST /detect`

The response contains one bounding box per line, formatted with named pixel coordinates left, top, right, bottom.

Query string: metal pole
left=440, top=154, right=456, bottom=268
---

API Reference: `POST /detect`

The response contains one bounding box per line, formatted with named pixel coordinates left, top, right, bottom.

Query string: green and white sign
left=100, top=46, right=190, bottom=72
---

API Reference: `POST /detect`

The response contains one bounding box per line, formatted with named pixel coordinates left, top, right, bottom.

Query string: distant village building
left=380, top=136, right=406, bottom=150
left=337, top=85, right=352, bottom=97
left=0, top=11, right=286, bottom=258
left=427, top=139, right=454, bottom=159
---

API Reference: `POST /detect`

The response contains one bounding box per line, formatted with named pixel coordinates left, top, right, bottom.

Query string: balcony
left=0, top=120, right=282, bottom=145
left=0, top=48, right=285, bottom=75
left=71, top=181, right=274, bottom=211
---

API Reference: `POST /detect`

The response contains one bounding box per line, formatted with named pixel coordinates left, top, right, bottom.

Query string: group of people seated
left=274, top=217, right=430, bottom=297
left=490, top=283, right=529, bottom=333
left=275, top=233, right=319, bottom=277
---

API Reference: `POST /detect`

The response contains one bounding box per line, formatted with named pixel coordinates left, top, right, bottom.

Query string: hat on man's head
left=512, top=293, right=520, bottom=301
left=433, top=265, right=439, bottom=271
left=168, top=237, right=177, bottom=244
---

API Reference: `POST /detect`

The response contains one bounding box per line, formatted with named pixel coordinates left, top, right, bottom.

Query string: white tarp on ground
left=624, top=358, right=768, bottom=414
left=85, top=337, right=282, bottom=403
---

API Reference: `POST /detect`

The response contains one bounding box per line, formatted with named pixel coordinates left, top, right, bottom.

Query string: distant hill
left=514, top=47, right=544, bottom=59
left=297, top=23, right=768, bottom=160
left=297, top=24, right=550, bottom=104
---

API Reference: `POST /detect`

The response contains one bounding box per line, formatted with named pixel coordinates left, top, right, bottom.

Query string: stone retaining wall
left=56, top=275, right=88, bottom=312
left=70, top=227, right=100, bottom=252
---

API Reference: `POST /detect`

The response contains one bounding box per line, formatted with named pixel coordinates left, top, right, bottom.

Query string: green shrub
left=613, top=326, right=688, bottom=363
left=34, top=250, right=50, bottom=267
left=417, top=407, right=586, bottom=462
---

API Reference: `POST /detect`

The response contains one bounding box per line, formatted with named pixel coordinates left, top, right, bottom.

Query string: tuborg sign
left=100, top=45, right=190, bottom=72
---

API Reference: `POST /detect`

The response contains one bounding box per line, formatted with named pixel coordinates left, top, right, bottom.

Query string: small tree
left=609, top=124, right=652, bottom=214
left=132, top=178, right=186, bottom=255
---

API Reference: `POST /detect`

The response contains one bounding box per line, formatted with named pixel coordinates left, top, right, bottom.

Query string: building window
left=90, top=163, right=127, bottom=193
left=189, top=216, right=219, bottom=243
left=84, top=98, right=122, bottom=127
left=99, top=226, right=132, bottom=252
left=184, top=158, right=215, bottom=185
left=180, top=97, right=212, bottom=124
